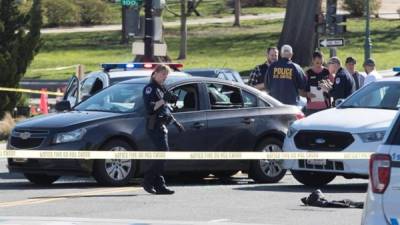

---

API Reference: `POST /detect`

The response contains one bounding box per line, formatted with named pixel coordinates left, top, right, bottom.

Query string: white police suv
left=283, top=77, right=400, bottom=186
left=62, top=63, right=189, bottom=108
left=361, top=109, right=400, bottom=225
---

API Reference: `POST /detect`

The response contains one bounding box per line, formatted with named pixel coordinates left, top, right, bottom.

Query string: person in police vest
left=264, top=44, right=307, bottom=106
left=320, top=57, right=356, bottom=105
left=142, top=64, right=185, bottom=195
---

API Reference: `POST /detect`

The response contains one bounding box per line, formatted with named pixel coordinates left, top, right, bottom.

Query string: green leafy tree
left=0, top=0, right=42, bottom=117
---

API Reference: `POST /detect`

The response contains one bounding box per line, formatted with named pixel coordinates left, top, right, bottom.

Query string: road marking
left=0, top=187, right=141, bottom=208
left=208, top=219, right=230, bottom=223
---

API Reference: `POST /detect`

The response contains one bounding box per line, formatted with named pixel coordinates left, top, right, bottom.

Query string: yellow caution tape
left=0, top=87, right=64, bottom=96
left=0, top=150, right=374, bottom=160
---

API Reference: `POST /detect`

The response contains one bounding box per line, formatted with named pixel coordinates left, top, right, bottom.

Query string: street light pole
left=364, top=0, right=372, bottom=62
left=144, top=0, right=154, bottom=62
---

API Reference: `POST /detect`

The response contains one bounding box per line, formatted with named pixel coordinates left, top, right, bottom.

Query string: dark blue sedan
left=7, top=76, right=303, bottom=186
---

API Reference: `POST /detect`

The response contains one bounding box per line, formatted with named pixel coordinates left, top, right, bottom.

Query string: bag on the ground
left=301, top=189, right=363, bottom=209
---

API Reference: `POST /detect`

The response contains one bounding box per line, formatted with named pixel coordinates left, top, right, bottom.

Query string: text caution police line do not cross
left=0, top=150, right=374, bottom=160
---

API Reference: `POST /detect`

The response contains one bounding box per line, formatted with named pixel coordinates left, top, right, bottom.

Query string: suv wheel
left=24, top=173, right=60, bottom=185
left=291, top=170, right=336, bottom=187
left=93, top=139, right=136, bottom=186
left=250, top=137, right=286, bottom=183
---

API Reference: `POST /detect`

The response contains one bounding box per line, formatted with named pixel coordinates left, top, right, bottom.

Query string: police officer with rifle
left=142, top=64, right=185, bottom=195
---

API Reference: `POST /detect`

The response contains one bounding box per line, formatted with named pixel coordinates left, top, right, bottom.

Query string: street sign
left=117, top=0, right=143, bottom=7
left=319, top=38, right=345, bottom=48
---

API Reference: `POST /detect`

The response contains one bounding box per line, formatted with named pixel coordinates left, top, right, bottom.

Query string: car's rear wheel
left=212, top=170, right=239, bottom=178
left=93, top=139, right=136, bottom=186
left=291, top=170, right=336, bottom=187
left=24, top=173, right=60, bottom=185
left=250, top=137, right=287, bottom=183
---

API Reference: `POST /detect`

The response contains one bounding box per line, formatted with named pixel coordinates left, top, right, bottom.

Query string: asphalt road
left=0, top=148, right=368, bottom=225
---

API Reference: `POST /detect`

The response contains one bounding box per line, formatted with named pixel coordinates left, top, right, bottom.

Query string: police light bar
left=393, top=67, right=400, bottom=72
left=101, top=63, right=183, bottom=72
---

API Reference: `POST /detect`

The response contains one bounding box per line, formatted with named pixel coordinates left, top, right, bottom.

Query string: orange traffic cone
left=39, top=88, right=48, bottom=114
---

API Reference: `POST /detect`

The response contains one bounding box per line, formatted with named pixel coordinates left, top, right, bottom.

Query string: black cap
left=345, top=57, right=356, bottom=64
left=363, top=58, right=376, bottom=66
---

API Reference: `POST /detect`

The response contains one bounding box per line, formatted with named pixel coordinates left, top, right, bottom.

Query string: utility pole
left=326, top=0, right=337, bottom=57
left=144, top=0, right=154, bottom=62
left=364, top=0, right=372, bottom=62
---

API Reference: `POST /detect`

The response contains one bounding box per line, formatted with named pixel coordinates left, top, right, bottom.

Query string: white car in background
left=282, top=77, right=400, bottom=186
left=362, top=110, right=400, bottom=225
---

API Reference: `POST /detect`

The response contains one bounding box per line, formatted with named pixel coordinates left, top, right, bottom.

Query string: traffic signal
left=332, top=14, right=347, bottom=34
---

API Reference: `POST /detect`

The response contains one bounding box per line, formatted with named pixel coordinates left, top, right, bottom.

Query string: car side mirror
left=335, top=98, right=345, bottom=106
left=55, top=100, right=71, bottom=112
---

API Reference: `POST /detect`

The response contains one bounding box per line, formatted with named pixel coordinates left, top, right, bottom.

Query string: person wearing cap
left=248, top=47, right=279, bottom=91
left=345, top=57, right=365, bottom=90
left=303, top=51, right=333, bottom=115
left=264, top=44, right=307, bottom=106
left=320, top=57, right=355, bottom=105
left=363, top=58, right=382, bottom=87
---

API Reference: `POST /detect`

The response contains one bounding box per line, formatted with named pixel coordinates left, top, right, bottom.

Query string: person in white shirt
left=363, top=58, right=382, bottom=86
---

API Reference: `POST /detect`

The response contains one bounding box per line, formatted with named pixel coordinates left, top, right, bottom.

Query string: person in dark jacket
left=320, top=57, right=356, bottom=105
left=142, top=64, right=184, bottom=195
left=264, top=44, right=307, bottom=106
left=248, top=47, right=279, bottom=91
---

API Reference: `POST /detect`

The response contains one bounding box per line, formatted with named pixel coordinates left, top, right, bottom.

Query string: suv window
left=171, top=84, right=199, bottom=112
left=387, top=114, right=400, bottom=146
left=206, top=83, right=243, bottom=109
left=80, top=77, right=97, bottom=97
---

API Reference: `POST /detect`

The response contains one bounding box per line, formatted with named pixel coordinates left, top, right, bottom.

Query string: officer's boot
left=154, top=175, right=174, bottom=195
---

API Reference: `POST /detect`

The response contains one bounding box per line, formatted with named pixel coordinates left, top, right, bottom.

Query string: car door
left=205, top=83, right=259, bottom=170
left=63, top=75, right=80, bottom=107
left=382, top=116, right=400, bottom=223
left=165, top=82, right=209, bottom=171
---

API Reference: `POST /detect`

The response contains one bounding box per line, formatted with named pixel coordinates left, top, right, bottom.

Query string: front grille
left=298, top=160, right=344, bottom=171
left=10, top=129, right=49, bottom=149
left=10, top=137, right=44, bottom=149
left=294, top=130, right=354, bottom=151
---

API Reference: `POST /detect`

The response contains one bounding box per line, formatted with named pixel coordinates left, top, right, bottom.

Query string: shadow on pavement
left=233, top=182, right=368, bottom=193
left=29, top=194, right=138, bottom=199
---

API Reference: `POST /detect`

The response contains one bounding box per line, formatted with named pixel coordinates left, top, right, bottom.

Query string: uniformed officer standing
left=264, top=45, right=307, bottom=106
left=320, top=57, right=356, bottom=105
left=142, top=64, right=184, bottom=195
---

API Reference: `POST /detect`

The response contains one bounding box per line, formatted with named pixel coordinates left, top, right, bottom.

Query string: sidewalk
left=41, top=12, right=285, bottom=34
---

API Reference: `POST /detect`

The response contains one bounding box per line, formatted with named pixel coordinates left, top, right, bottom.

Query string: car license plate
left=13, top=158, right=28, bottom=163
left=306, top=159, right=327, bottom=166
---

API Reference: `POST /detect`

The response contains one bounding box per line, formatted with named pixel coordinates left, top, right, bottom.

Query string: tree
left=233, top=0, right=241, bottom=27
left=166, top=0, right=203, bottom=60
left=177, top=0, right=187, bottom=60
left=0, top=0, right=42, bottom=117
left=278, top=0, right=321, bottom=67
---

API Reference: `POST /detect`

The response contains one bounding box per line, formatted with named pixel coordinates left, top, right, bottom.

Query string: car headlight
left=54, top=128, right=87, bottom=144
left=287, top=126, right=298, bottom=138
left=358, top=131, right=386, bottom=143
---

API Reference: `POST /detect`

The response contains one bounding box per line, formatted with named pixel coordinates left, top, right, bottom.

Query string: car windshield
left=75, top=83, right=146, bottom=113
left=340, top=82, right=400, bottom=110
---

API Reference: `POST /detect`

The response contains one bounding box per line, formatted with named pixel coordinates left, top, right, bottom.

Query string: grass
left=26, top=18, right=400, bottom=79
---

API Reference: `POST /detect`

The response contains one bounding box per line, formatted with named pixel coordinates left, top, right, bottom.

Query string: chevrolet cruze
left=7, top=76, right=303, bottom=186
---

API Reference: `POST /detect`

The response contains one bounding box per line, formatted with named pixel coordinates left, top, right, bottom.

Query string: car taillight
left=295, top=112, right=305, bottom=120
left=369, top=154, right=391, bottom=194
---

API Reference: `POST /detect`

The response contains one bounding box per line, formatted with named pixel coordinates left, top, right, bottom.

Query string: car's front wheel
left=93, top=139, right=136, bottom=186
left=24, top=173, right=60, bottom=185
left=250, top=137, right=287, bottom=183
left=291, top=170, right=336, bottom=187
